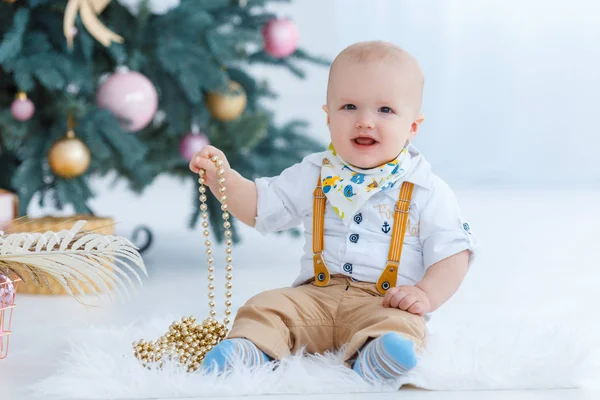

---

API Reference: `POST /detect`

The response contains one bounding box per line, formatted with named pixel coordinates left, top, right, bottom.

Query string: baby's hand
left=382, top=285, right=430, bottom=316
left=189, top=145, right=231, bottom=188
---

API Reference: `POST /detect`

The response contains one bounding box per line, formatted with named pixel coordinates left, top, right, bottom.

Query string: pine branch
left=12, top=129, right=46, bottom=215
left=52, top=179, right=93, bottom=214
left=28, top=0, right=56, bottom=8
left=0, top=9, right=29, bottom=64
left=156, top=38, right=227, bottom=103
left=206, top=27, right=262, bottom=64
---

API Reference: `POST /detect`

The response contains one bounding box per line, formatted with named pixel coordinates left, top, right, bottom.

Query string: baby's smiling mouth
left=353, top=137, right=378, bottom=146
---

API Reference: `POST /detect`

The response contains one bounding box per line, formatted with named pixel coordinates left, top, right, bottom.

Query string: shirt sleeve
left=253, top=154, right=319, bottom=235
left=419, top=176, right=477, bottom=269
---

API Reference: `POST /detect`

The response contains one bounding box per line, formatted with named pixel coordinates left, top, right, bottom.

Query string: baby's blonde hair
left=327, top=41, right=425, bottom=114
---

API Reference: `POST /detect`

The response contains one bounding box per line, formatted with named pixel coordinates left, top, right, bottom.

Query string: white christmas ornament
left=117, top=0, right=180, bottom=16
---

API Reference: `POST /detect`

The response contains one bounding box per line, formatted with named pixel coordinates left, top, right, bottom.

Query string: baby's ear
left=409, top=114, right=425, bottom=139
left=322, top=105, right=330, bottom=125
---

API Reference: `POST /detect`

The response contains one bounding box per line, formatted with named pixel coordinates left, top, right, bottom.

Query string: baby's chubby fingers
left=190, top=153, right=215, bottom=175
left=189, top=145, right=214, bottom=172
left=189, top=158, right=202, bottom=174
left=200, top=145, right=227, bottom=163
left=398, top=295, right=417, bottom=311
left=389, top=288, right=411, bottom=309
left=382, top=286, right=401, bottom=308
left=407, top=302, right=425, bottom=316
left=189, top=145, right=229, bottom=176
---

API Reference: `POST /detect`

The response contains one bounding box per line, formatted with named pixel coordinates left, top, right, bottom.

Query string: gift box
left=7, top=216, right=115, bottom=295
left=0, top=189, right=18, bottom=232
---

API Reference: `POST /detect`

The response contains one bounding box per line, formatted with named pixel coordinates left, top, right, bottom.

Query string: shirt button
left=353, top=213, right=363, bottom=224
left=349, top=234, right=359, bottom=243
left=343, top=263, right=353, bottom=274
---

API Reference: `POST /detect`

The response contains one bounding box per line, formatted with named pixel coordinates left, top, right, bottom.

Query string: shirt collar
left=400, top=145, right=431, bottom=190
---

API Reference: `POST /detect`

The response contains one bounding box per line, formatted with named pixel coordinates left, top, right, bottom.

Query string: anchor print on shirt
left=380, top=219, right=420, bottom=235
left=382, top=221, right=391, bottom=234
left=376, top=205, right=420, bottom=236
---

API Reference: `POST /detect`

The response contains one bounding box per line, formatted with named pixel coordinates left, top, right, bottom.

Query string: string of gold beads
left=133, top=156, right=232, bottom=372
left=133, top=316, right=228, bottom=372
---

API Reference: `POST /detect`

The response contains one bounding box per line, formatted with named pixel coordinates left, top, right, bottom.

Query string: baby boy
left=189, top=41, right=476, bottom=383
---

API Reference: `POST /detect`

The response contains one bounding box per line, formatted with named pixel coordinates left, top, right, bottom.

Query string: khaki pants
left=228, top=275, right=427, bottom=363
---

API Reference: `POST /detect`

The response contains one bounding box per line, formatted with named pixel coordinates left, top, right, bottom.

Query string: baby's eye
left=379, top=106, right=394, bottom=114
left=342, top=104, right=357, bottom=110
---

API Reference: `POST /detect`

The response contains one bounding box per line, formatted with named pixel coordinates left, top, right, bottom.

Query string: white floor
left=1, top=188, right=599, bottom=400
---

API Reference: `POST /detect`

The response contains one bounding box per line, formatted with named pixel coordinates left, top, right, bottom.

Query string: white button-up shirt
left=254, top=146, right=477, bottom=288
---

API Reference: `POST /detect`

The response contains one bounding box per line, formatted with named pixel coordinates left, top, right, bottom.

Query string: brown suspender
left=312, top=178, right=330, bottom=286
left=312, top=174, right=415, bottom=294
left=376, top=181, right=414, bottom=294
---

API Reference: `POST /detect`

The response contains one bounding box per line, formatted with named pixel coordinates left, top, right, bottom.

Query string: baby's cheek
left=383, top=134, right=406, bottom=150
left=329, top=129, right=347, bottom=147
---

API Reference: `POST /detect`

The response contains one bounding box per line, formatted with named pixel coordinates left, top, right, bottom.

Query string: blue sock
left=202, top=338, right=271, bottom=373
left=353, top=332, right=418, bottom=382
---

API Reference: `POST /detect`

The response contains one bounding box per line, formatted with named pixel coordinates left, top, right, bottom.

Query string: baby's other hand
left=382, top=285, right=430, bottom=316
left=188, top=145, right=231, bottom=188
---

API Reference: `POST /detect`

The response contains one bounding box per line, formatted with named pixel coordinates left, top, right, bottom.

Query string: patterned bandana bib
left=321, top=143, right=412, bottom=224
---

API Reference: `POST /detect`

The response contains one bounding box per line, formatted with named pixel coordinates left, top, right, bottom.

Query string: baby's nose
left=356, top=118, right=375, bottom=130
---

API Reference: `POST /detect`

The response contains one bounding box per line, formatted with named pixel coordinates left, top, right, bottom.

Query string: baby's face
left=324, top=59, right=423, bottom=169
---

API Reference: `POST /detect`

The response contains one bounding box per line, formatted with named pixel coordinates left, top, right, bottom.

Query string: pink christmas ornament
left=11, top=92, right=35, bottom=121
left=263, top=18, right=299, bottom=58
left=179, top=131, right=210, bottom=161
left=96, top=69, right=158, bottom=132
left=0, top=274, right=16, bottom=309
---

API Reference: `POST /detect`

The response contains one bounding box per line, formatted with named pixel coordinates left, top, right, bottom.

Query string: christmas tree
left=0, top=0, right=328, bottom=241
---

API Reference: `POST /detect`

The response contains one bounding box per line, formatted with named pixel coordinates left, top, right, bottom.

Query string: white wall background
left=258, top=0, right=600, bottom=188
left=29, top=0, right=600, bottom=233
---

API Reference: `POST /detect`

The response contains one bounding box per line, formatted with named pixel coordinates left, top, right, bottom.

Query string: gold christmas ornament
left=48, top=129, right=91, bottom=179
left=205, top=81, right=247, bottom=122
left=134, top=156, right=233, bottom=372
left=63, top=0, right=124, bottom=49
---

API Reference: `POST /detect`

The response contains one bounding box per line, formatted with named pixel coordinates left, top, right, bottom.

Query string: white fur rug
left=30, top=314, right=599, bottom=399
left=27, top=191, right=600, bottom=398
